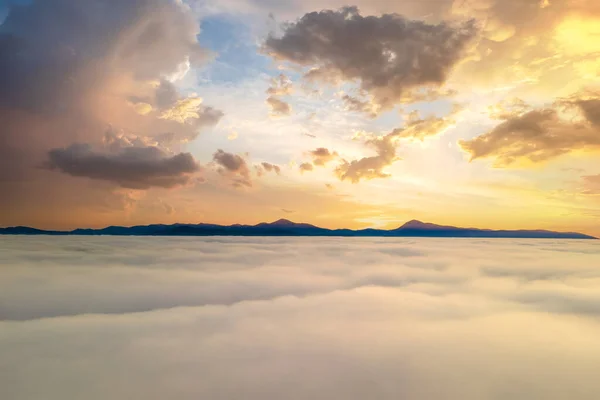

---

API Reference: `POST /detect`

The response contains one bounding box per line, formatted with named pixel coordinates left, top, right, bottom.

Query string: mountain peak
left=399, top=220, right=441, bottom=229
left=398, top=220, right=458, bottom=231
left=401, top=219, right=427, bottom=228
left=270, top=218, right=296, bottom=227
left=253, top=219, right=317, bottom=229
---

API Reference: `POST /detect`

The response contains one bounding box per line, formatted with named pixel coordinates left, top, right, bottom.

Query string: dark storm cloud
left=264, top=6, right=477, bottom=110
left=213, top=149, right=252, bottom=187
left=460, top=94, right=600, bottom=166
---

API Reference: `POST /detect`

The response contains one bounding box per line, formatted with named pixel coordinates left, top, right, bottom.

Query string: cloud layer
left=1, top=236, right=600, bottom=400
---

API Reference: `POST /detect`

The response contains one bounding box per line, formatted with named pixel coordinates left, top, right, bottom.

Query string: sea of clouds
left=1, top=236, right=600, bottom=399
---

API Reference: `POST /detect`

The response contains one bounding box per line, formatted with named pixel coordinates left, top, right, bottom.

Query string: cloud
left=266, top=96, right=292, bottom=116
left=392, top=107, right=460, bottom=141
left=264, top=6, right=477, bottom=110
left=335, top=134, right=398, bottom=183
left=159, top=97, right=223, bottom=127
left=254, top=162, right=281, bottom=177
left=460, top=93, right=600, bottom=166
left=46, top=138, right=200, bottom=190
left=341, top=94, right=381, bottom=118
left=213, top=149, right=253, bottom=187
left=343, top=88, right=458, bottom=118
left=0, top=0, right=221, bottom=217
left=0, top=1, right=210, bottom=113
left=299, top=162, right=314, bottom=173
left=266, top=73, right=293, bottom=96
left=265, top=73, right=293, bottom=117
left=228, top=131, right=239, bottom=140
left=487, top=98, right=531, bottom=120
left=1, top=237, right=600, bottom=400
left=130, top=79, right=224, bottom=130
left=336, top=108, right=458, bottom=183
left=261, top=162, right=282, bottom=175
left=309, top=148, right=339, bottom=166
left=562, top=92, right=600, bottom=128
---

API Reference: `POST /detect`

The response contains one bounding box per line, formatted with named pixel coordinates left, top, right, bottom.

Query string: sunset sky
left=1, top=0, right=600, bottom=235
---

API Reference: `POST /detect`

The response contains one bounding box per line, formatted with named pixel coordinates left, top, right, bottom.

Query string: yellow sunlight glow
left=555, top=16, right=600, bottom=55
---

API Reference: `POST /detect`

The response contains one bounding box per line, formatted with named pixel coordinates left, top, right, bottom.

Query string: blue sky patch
left=197, top=14, right=275, bottom=85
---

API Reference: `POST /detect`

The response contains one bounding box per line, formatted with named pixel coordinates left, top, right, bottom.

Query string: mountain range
left=0, top=219, right=595, bottom=239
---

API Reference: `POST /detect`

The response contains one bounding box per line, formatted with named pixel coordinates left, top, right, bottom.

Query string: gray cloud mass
left=264, top=6, right=477, bottom=110
left=47, top=144, right=199, bottom=190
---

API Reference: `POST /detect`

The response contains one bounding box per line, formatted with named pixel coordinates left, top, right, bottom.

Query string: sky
left=2, top=236, right=600, bottom=399
left=1, top=0, right=600, bottom=235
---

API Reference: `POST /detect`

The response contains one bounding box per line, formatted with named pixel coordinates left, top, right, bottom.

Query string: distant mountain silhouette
left=399, top=220, right=461, bottom=230
left=254, top=219, right=318, bottom=229
left=0, top=220, right=595, bottom=239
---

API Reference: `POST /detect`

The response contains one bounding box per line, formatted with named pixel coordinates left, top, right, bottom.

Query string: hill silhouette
left=0, top=220, right=595, bottom=239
